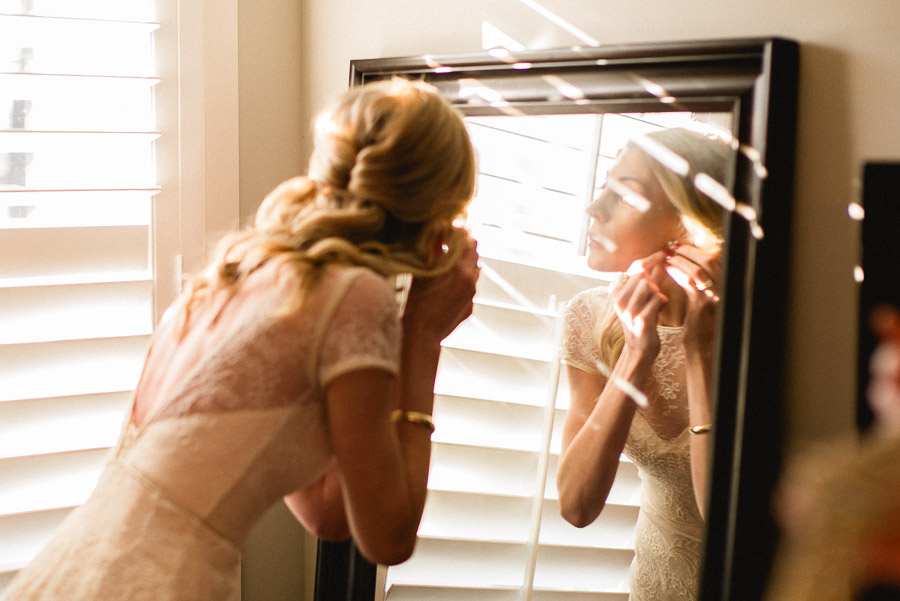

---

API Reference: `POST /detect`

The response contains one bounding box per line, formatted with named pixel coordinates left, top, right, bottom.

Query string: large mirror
left=316, top=38, right=798, bottom=601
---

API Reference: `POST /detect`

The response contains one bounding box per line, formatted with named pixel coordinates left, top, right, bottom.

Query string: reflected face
left=585, top=147, right=682, bottom=272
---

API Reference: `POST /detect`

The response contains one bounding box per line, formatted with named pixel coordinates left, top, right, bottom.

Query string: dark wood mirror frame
left=315, top=37, right=798, bottom=601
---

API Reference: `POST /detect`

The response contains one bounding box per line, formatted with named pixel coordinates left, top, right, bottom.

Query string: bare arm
left=665, top=243, right=721, bottom=519
left=557, top=260, right=665, bottom=527
left=283, top=459, right=350, bottom=541
left=557, top=359, right=647, bottom=527
left=320, top=229, right=479, bottom=565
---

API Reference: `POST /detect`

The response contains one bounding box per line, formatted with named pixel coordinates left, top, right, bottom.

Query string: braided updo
left=176, top=78, right=476, bottom=329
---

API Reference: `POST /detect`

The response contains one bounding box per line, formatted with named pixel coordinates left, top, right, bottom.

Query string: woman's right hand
left=613, top=251, right=669, bottom=361
left=403, top=227, right=479, bottom=343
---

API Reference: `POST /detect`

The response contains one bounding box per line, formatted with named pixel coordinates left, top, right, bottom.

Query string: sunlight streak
left=606, top=177, right=651, bottom=212
left=514, top=0, right=600, bottom=47
left=583, top=356, right=649, bottom=410
left=632, top=135, right=690, bottom=177
left=542, top=74, right=585, bottom=100
left=479, top=262, right=538, bottom=309
left=481, top=21, right=525, bottom=52
left=630, top=74, right=676, bottom=104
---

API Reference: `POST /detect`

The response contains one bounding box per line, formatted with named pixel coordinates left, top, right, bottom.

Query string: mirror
left=315, top=38, right=798, bottom=601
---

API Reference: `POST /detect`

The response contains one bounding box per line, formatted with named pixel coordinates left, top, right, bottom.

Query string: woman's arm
left=323, top=230, right=479, bottom=566
left=283, top=459, right=350, bottom=541
left=557, top=260, right=665, bottom=527
left=557, top=361, right=643, bottom=527
left=665, top=243, right=721, bottom=518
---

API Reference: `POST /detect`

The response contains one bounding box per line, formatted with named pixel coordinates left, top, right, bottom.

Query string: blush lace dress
left=561, top=286, right=704, bottom=601
left=1, top=265, right=401, bottom=601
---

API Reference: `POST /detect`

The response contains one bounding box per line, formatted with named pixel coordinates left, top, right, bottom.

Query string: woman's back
left=2, top=263, right=402, bottom=601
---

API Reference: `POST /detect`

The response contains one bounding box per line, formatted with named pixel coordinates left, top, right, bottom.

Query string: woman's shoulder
left=566, top=284, right=611, bottom=315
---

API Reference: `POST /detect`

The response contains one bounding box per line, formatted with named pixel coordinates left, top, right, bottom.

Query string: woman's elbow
left=559, top=499, right=602, bottom=529
left=307, top=520, right=352, bottom=542
left=357, top=533, right=417, bottom=566
left=558, top=486, right=603, bottom=528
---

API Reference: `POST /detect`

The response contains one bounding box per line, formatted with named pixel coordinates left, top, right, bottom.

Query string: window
left=0, top=1, right=169, bottom=592
left=381, top=111, right=728, bottom=600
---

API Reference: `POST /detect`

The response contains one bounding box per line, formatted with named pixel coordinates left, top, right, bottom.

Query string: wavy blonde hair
left=175, top=78, right=476, bottom=331
left=596, top=127, right=733, bottom=370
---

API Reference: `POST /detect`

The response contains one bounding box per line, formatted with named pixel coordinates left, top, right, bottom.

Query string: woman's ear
left=428, top=220, right=450, bottom=263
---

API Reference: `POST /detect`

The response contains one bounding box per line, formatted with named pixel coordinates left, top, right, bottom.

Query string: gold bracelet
left=391, top=410, right=435, bottom=434
left=689, top=424, right=712, bottom=434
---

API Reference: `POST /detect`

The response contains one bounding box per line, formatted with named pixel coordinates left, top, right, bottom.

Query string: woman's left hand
left=665, top=243, right=722, bottom=361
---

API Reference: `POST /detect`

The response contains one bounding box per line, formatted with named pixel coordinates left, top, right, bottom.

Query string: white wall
left=234, top=1, right=900, bottom=599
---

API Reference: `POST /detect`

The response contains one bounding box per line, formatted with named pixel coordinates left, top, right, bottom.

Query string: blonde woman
left=2, top=78, right=479, bottom=601
left=556, top=128, right=732, bottom=601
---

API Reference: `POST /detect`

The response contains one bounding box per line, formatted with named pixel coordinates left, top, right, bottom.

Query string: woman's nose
left=586, top=193, right=608, bottom=221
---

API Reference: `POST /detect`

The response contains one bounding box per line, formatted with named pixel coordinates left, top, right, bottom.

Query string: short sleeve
left=560, top=287, right=608, bottom=375
left=318, top=270, right=402, bottom=386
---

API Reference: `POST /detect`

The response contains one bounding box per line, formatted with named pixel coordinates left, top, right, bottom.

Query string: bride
left=556, top=127, right=732, bottom=601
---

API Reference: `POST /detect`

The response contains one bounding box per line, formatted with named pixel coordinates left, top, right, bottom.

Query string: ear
left=428, top=221, right=449, bottom=263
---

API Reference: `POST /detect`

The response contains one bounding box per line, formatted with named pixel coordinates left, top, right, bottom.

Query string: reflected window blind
left=383, top=113, right=712, bottom=601
left=0, top=1, right=160, bottom=592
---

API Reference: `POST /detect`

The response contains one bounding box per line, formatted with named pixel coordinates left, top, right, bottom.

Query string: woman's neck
left=658, top=275, right=687, bottom=327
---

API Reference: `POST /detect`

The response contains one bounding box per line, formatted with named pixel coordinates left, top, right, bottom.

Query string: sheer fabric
left=2, top=265, right=402, bottom=601
left=561, top=286, right=703, bottom=601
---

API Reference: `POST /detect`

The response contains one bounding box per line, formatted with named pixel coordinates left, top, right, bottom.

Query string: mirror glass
left=381, top=110, right=732, bottom=600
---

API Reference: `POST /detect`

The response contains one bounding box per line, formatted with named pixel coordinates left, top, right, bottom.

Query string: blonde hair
left=597, top=127, right=733, bottom=370
left=176, top=78, right=476, bottom=330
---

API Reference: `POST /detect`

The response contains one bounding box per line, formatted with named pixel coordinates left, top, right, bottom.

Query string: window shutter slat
left=0, top=508, right=72, bottom=576
left=0, top=449, right=108, bottom=516
left=0, top=73, right=158, bottom=132
left=0, top=281, right=153, bottom=344
left=0, top=336, right=149, bottom=403
left=1, top=191, right=154, bottom=230
left=0, top=2, right=154, bottom=22
left=0, top=226, right=150, bottom=281
left=0, top=14, right=157, bottom=77
left=0, top=392, right=132, bottom=459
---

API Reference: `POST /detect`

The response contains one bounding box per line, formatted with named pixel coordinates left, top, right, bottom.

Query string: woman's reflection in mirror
left=556, top=128, right=733, bottom=601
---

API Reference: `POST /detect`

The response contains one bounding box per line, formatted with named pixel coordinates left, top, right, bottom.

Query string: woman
left=556, top=127, right=732, bottom=601
left=2, top=78, right=479, bottom=601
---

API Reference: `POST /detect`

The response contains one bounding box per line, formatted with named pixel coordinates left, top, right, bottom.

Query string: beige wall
left=235, top=1, right=900, bottom=599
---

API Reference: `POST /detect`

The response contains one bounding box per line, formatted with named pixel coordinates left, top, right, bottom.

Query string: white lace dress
left=561, top=286, right=703, bottom=601
left=1, top=265, right=402, bottom=601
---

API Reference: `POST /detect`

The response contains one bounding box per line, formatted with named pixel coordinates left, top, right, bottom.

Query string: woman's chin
left=586, top=254, right=623, bottom=274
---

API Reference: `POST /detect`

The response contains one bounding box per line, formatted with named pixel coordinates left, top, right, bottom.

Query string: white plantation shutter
left=0, top=1, right=162, bottom=592
left=383, top=112, right=717, bottom=601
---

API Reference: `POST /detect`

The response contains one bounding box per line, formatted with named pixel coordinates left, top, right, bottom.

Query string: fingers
left=665, top=243, right=721, bottom=300
left=404, top=227, right=479, bottom=342
left=614, top=265, right=668, bottom=340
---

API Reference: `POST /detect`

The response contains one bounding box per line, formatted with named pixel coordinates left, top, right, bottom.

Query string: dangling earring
left=664, top=239, right=680, bottom=256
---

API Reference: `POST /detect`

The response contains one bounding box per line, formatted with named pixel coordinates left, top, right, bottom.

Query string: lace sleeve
left=560, top=287, right=608, bottom=375
left=318, top=270, right=402, bottom=386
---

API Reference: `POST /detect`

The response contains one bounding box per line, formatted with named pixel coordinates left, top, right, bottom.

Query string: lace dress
left=561, top=286, right=703, bottom=601
left=1, top=265, right=402, bottom=601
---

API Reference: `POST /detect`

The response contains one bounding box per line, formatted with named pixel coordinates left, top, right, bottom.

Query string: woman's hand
left=613, top=251, right=670, bottom=362
left=664, top=243, right=722, bottom=361
left=403, top=227, right=479, bottom=343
